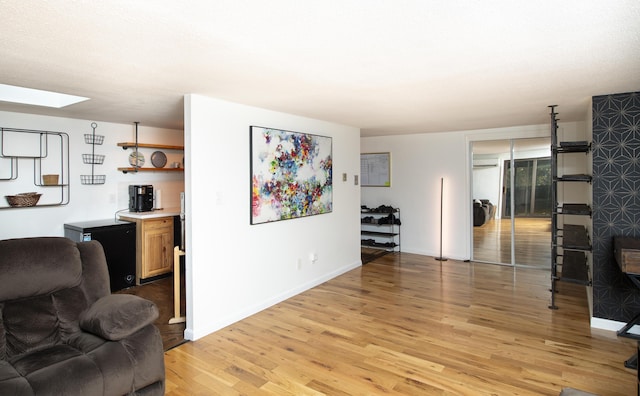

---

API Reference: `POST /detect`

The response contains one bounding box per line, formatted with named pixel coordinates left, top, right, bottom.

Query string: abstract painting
left=250, top=126, right=332, bottom=224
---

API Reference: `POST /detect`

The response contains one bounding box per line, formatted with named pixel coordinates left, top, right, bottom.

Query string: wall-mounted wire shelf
left=81, top=122, right=106, bottom=185
left=82, top=154, right=105, bottom=164
left=80, top=175, right=106, bottom=184
left=84, top=133, right=104, bottom=145
left=0, top=127, right=70, bottom=208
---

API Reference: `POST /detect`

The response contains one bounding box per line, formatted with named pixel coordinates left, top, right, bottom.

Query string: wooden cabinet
left=120, top=216, right=174, bottom=284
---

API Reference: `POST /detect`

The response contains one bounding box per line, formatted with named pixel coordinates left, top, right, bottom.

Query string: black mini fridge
left=64, top=219, right=136, bottom=292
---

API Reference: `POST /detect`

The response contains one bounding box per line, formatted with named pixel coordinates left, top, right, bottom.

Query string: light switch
left=354, top=175, right=359, bottom=185
left=342, top=173, right=347, bottom=182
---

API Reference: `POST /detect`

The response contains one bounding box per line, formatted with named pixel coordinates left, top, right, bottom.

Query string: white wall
left=0, top=111, right=184, bottom=240
left=361, top=131, right=468, bottom=259
left=361, top=122, right=583, bottom=260
left=184, top=95, right=361, bottom=340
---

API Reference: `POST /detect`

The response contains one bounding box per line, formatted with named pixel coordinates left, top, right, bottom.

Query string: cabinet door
left=141, top=218, right=174, bottom=279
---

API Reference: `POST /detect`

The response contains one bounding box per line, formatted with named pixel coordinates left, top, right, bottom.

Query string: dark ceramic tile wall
left=592, top=91, right=640, bottom=321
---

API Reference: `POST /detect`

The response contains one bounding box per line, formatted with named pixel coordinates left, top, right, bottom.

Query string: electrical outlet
left=297, top=258, right=302, bottom=270
left=354, top=175, right=359, bottom=185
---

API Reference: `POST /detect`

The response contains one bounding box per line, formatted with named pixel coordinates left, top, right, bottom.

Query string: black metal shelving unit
left=360, top=206, right=401, bottom=264
left=549, top=105, right=592, bottom=309
left=361, top=206, right=401, bottom=251
left=0, top=127, right=70, bottom=208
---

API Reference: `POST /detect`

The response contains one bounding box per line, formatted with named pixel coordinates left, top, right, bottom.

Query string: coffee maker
left=129, top=185, right=154, bottom=212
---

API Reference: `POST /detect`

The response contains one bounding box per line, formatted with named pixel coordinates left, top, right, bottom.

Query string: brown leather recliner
left=0, top=237, right=165, bottom=395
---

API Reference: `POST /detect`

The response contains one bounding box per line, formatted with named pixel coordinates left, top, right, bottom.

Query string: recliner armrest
left=79, top=294, right=159, bottom=341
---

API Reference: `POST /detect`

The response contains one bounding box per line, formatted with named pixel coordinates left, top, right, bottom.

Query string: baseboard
left=590, top=316, right=626, bottom=332
left=400, top=247, right=467, bottom=261
left=185, top=259, right=362, bottom=341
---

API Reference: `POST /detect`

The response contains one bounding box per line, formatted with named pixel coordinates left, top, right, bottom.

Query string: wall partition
left=591, top=91, right=640, bottom=324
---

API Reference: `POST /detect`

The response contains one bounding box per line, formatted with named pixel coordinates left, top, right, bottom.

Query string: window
left=503, top=157, right=551, bottom=217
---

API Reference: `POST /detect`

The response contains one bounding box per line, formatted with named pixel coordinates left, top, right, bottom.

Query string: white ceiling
left=1, top=1, right=639, bottom=137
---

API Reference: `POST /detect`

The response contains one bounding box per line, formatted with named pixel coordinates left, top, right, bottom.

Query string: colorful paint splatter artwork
left=250, top=126, right=332, bottom=224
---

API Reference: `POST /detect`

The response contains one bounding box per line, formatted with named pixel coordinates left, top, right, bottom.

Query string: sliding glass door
left=472, top=138, right=551, bottom=267
left=503, top=157, right=551, bottom=218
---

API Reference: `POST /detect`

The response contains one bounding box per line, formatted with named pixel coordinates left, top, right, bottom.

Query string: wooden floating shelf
left=117, top=142, right=184, bottom=150
left=118, top=167, right=184, bottom=174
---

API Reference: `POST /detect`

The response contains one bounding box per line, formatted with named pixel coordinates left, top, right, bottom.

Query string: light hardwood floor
left=163, top=252, right=635, bottom=395
left=473, top=217, right=551, bottom=267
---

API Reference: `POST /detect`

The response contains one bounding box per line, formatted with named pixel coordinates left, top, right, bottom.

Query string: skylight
left=0, top=84, right=89, bottom=108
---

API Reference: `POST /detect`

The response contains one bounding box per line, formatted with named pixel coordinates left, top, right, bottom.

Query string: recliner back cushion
left=0, top=238, right=82, bottom=301
left=1, top=287, right=90, bottom=360
left=0, top=238, right=88, bottom=360
left=2, top=295, right=60, bottom=359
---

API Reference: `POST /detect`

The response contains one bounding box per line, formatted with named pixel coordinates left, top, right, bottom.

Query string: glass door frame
left=470, top=136, right=551, bottom=267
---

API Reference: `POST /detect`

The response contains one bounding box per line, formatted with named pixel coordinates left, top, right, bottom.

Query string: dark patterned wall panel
left=592, top=91, right=640, bottom=321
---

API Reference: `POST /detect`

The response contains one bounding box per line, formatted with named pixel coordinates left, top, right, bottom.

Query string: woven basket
left=5, top=193, right=42, bottom=207
left=42, top=174, right=59, bottom=185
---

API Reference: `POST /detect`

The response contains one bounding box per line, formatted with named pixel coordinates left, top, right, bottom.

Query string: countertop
left=118, top=207, right=181, bottom=220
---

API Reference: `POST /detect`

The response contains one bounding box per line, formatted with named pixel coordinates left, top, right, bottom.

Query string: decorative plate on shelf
left=128, top=151, right=145, bottom=167
left=151, top=151, right=167, bottom=168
